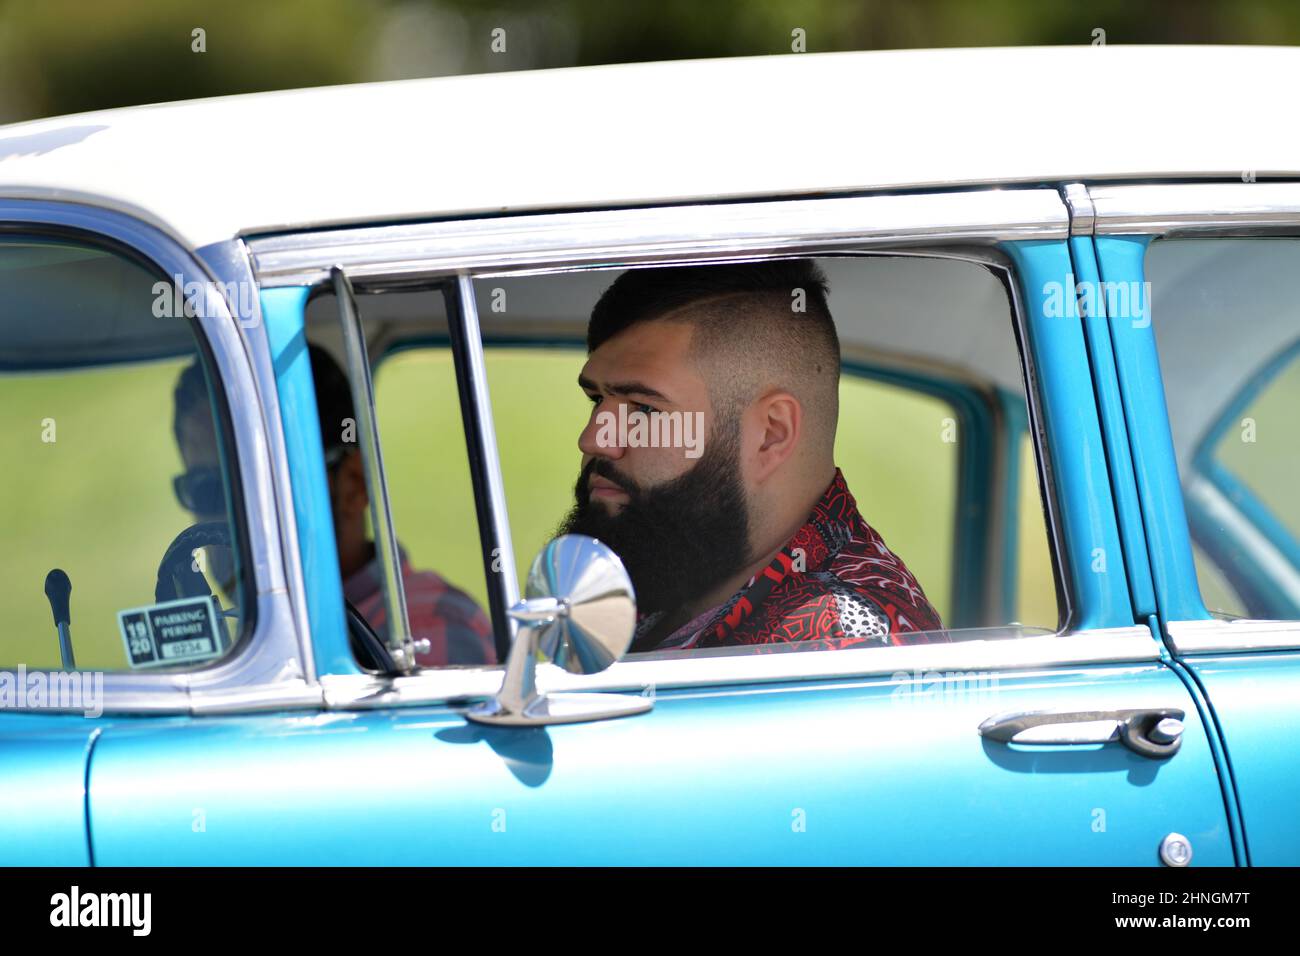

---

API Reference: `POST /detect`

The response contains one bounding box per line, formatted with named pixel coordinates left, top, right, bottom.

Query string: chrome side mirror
left=466, top=535, right=652, bottom=726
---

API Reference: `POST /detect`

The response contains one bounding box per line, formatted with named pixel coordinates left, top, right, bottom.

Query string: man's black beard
left=557, top=423, right=752, bottom=623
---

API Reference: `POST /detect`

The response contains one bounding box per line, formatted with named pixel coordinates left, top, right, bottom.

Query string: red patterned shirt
left=641, top=469, right=946, bottom=652
left=344, top=548, right=496, bottom=667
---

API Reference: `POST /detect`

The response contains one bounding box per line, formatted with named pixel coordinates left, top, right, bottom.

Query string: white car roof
left=1, top=45, right=1298, bottom=249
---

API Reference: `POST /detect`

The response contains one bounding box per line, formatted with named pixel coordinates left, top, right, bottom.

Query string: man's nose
left=578, top=399, right=626, bottom=460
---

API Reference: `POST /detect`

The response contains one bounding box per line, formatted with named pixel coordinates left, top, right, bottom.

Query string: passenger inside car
left=173, top=346, right=496, bottom=667
left=559, top=260, right=947, bottom=652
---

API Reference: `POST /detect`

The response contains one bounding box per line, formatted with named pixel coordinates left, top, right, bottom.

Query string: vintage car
left=1, top=45, right=1298, bottom=866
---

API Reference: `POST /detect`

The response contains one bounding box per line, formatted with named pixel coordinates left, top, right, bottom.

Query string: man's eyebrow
left=577, top=374, right=671, bottom=402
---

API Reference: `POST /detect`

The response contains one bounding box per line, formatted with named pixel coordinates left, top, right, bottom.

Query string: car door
left=1088, top=182, right=1300, bottom=865
left=0, top=714, right=98, bottom=865
left=82, top=189, right=1241, bottom=866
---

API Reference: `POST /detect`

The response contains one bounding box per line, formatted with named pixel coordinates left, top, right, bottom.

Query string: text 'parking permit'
left=117, top=596, right=225, bottom=669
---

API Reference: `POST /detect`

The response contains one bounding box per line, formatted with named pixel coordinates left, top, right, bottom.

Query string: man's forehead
left=581, top=321, right=696, bottom=386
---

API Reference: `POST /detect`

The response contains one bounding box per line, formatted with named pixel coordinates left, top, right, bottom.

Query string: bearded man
left=558, top=259, right=946, bottom=653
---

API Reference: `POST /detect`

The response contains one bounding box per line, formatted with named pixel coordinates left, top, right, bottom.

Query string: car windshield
left=0, top=237, right=249, bottom=673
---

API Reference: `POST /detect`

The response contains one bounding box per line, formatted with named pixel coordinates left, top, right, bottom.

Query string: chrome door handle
left=978, top=707, right=1185, bottom=759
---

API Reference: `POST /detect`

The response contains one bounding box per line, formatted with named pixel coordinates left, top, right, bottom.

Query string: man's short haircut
left=587, top=260, right=840, bottom=451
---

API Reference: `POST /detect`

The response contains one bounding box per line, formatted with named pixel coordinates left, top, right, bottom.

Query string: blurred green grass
left=0, top=347, right=1058, bottom=670
left=0, top=358, right=195, bottom=669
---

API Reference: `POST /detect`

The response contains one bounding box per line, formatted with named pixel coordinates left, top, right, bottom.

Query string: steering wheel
left=156, top=521, right=234, bottom=603
left=156, top=522, right=398, bottom=673
left=344, top=599, right=398, bottom=673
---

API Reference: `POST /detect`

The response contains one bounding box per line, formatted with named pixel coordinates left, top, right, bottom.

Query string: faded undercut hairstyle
left=587, top=260, right=840, bottom=456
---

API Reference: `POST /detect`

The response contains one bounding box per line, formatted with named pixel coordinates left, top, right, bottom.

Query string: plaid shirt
left=639, top=468, right=946, bottom=652
left=344, top=548, right=495, bottom=667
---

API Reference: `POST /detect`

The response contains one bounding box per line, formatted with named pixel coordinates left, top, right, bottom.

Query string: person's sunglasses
left=324, top=444, right=351, bottom=472
left=173, top=467, right=227, bottom=516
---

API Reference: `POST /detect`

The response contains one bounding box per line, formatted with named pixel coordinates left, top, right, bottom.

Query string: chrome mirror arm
left=490, top=598, right=561, bottom=718
left=466, top=537, right=651, bottom=727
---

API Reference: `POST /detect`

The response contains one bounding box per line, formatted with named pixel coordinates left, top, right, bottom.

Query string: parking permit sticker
left=117, top=596, right=225, bottom=669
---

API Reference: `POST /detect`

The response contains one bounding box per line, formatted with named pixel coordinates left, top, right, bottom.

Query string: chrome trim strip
left=1167, top=618, right=1300, bottom=654
left=1001, top=249, right=1072, bottom=632
left=331, top=267, right=415, bottom=669
left=0, top=201, right=309, bottom=712
left=456, top=275, right=521, bottom=621
left=248, top=189, right=1069, bottom=287
left=196, top=237, right=318, bottom=683
left=192, top=239, right=286, bottom=593
left=319, top=626, right=1159, bottom=710
left=1061, top=183, right=1095, bottom=237
left=188, top=679, right=324, bottom=715
left=1091, top=182, right=1300, bottom=235
left=37, top=675, right=326, bottom=717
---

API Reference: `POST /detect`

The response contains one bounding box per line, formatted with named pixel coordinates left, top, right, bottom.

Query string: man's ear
left=750, top=389, right=802, bottom=482
left=333, top=449, right=370, bottom=517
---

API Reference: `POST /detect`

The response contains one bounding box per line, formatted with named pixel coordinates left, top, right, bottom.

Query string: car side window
left=1148, top=237, right=1300, bottom=619
left=469, top=254, right=1061, bottom=656
left=1014, top=431, right=1058, bottom=628
left=0, top=236, right=250, bottom=672
left=1207, top=350, right=1300, bottom=543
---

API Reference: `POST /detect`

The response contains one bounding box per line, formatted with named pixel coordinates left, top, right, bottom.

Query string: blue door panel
left=1183, top=654, right=1300, bottom=866
left=88, top=664, right=1231, bottom=865
left=0, top=713, right=97, bottom=865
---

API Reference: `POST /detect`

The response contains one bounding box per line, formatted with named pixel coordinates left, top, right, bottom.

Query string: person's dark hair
left=589, top=260, right=832, bottom=353
left=172, top=357, right=211, bottom=448
left=587, top=260, right=840, bottom=453
left=173, top=344, right=356, bottom=466
left=306, top=344, right=357, bottom=467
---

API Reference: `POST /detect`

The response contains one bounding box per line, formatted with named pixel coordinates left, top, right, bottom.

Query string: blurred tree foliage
left=0, top=0, right=372, bottom=122
left=0, top=0, right=1297, bottom=123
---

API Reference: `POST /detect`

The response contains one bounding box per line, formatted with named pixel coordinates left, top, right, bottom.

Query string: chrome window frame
left=1090, top=181, right=1300, bottom=654
left=0, top=200, right=316, bottom=715
left=1092, top=182, right=1300, bottom=237
left=252, top=189, right=1068, bottom=290
left=248, top=187, right=1159, bottom=711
